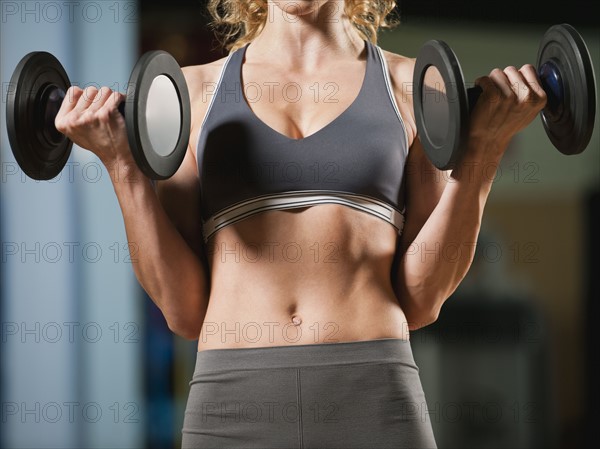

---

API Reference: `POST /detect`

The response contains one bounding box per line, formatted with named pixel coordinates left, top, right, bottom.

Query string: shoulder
left=181, top=55, right=229, bottom=107
left=377, top=47, right=418, bottom=146
left=180, top=55, right=230, bottom=162
left=378, top=47, right=415, bottom=82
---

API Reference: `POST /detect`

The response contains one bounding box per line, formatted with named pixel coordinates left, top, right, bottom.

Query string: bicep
left=155, top=143, right=204, bottom=257
left=399, top=136, right=450, bottom=252
left=385, top=53, right=448, bottom=249
left=154, top=64, right=210, bottom=258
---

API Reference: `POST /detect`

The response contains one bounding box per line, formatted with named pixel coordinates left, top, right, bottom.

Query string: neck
left=247, top=0, right=366, bottom=70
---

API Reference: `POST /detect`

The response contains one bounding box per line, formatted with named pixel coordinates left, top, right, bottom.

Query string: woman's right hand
left=54, top=86, right=133, bottom=166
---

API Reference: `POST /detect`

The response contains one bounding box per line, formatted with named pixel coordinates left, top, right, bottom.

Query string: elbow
left=167, top=316, right=202, bottom=341
left=157, top=289, right=208, bottom=341
left=404, top=303, right=441, bottom=331
left=396, top=277, right=457, bottom=331
left=398, top=288, right=444, bottom=331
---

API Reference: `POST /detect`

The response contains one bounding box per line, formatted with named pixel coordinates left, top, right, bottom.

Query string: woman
left=55, top=0, right=546, bottom=447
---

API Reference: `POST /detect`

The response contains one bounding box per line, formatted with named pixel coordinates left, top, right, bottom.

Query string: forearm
left=108, top=158, right=210, bottom=339
left=396, top=139, right=504, bottom=329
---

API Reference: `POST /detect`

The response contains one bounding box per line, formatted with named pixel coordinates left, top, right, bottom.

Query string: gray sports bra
left=196, top=40, right=409, bottom=242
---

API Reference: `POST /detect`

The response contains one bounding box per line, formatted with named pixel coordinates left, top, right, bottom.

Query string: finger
left=99, top=90, right=126, bottom=120
left=57, top=86, right=83, bottom=115
left=503, top=66, right=530, bottom=102
left=519, top=64, right=547, bottom=107
left=74, top=86, right=99, bottom=113
left=488, top=68, right=515, bottom=101
left=87, top=87, right=113, bottom=113
left=55, top=86, right=83, bottom=132
left=474, top=75, right=500, bottom=104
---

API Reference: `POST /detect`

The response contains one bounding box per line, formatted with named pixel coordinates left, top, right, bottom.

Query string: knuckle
left=69, top=117, right=80, bottom=131
left=504, top=65, right=517, bottom=73
left=503, top=88, right=517, bottom=101
left=76, top=96, right=88, bottom=107
left=536, top=91, right=548, bottom=108
left=66, top=86, right=82, bottom=103
left=91, top=88, right=106, bottom=105
left=476, top=75, right=492, bottom=87
left=110, top=91, right=125, bottom=105
left=61, top=116, right=76, bottom=133
left=107, top=90, right=119, bottom=103
left=523, top=88, right=535, bottom=103
left=74, top=113, right=88, bottom=127
left=54, top=117, right=65, bottom=133
left=97, top=108, right=111, bottom=122
left=97, top=86, right=112, bottom=99
left=521, top=63, right=535, bottom=72
left=83, top=86, right=98, bottom=100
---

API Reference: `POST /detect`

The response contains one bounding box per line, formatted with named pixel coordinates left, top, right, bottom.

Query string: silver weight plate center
left=145, top=74, right=181, bottom=157
left=422, top=65, right=450, bottom=148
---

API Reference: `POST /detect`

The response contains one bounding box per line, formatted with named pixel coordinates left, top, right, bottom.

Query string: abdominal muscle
left=196, top=203, right=410, bottom=351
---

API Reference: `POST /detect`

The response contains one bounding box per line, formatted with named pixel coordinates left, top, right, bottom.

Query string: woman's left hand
left=467, top=64, right=547, bottom=163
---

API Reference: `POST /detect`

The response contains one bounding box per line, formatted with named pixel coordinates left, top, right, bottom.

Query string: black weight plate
left=537, top=23, right=596, bottom=155
left=6, top=52, right=72, bottom=180
left=125, top=51, right=191, bottom=180
left=413, top=40, right=470, bottom=170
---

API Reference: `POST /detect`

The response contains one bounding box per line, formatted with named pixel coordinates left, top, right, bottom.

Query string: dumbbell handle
left=466, top=86, right=483, bottom=112
left=465, top=60, right=563, bottom=119
left=44, top=85, right=126, bottom=143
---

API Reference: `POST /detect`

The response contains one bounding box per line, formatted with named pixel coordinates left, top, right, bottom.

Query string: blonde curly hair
left=207, top=0, right=400, bottom=52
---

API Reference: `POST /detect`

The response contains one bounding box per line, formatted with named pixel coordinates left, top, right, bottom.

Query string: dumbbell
left=413, top=23, right=597, bottom=170
left=6, top=50, right=191, bottom=180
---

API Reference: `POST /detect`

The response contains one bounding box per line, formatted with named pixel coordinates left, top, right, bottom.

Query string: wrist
left=104, top=156, right=148, bottom=187
left=465, top=131, right=510, bottom=158
left=452, top=136, right=510, bottom=181
left=448, top=157, right=499, bottom=206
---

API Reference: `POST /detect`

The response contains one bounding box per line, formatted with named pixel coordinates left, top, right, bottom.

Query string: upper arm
left=155, top=144, right=203, bottom=256
left=384, top=51, right=450, bottom=253
left=400, top=137, right=450, bottom=251
left=154, top=65, right=208, bottom=258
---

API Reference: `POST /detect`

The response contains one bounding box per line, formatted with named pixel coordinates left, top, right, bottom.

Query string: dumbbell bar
left=413, top=23, right=596, bottom=170
left=6, top=50, right=191, bottom=180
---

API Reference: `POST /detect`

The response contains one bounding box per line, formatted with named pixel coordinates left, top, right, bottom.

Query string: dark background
left=1, top=1, right=597, bottom=448
left=137, top=1, right=598, bottom=448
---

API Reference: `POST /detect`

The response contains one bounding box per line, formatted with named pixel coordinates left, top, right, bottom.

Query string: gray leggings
left=181, top=338, right=437, bottom=448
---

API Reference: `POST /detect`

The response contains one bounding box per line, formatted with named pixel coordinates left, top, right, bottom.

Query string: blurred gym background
left=0, top=0, right=597, bottom=447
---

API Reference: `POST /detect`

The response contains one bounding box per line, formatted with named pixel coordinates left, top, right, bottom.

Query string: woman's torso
left=188, top=40, right=415, bottom=351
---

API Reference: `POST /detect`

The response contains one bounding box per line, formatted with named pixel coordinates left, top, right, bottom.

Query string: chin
left=273, top=0, right=324, bottom=17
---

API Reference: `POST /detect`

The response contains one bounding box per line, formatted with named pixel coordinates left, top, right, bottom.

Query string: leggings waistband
left=193, top=337, right=417, bottom=373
